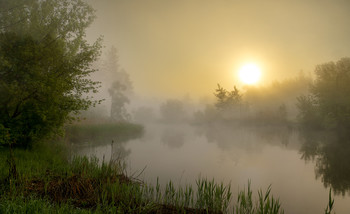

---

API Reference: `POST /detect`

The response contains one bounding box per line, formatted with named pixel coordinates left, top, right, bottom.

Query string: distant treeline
left=193, top=57, right=350, bottom=131
left=192, top=71, right=311, bottom=126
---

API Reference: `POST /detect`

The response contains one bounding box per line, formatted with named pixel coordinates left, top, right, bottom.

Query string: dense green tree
left=0, top=0, right=101, bottom=146
left=297, top=58, right=350, bottom=130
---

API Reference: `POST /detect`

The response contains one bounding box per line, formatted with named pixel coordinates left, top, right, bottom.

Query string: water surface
left=69, top=123, right=350, bottom=213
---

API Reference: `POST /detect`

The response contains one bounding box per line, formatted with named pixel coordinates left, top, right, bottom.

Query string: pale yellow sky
left=86, top=0, right=350, bottom=98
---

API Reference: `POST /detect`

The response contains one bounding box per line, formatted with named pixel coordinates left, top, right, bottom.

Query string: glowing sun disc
left=239, top=63, right=261, bottom=85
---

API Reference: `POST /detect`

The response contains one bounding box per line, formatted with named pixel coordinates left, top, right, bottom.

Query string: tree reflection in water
left=300, top=130, right=350, bottom=196
left=161, top=128, right=185, bottom=149
left=65, top=124, right=143, bottom=163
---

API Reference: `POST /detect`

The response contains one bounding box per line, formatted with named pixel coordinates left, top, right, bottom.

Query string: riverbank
left=1, top=121, right=338, bottom=213
left=0, top=140, right=287, bottom=213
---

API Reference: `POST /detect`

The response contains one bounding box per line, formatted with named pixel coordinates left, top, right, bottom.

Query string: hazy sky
left=86, top=0, right=350, bottom=98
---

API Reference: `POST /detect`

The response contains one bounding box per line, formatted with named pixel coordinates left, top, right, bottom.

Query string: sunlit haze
left=3, top=1, right=350, bottom=213
left=238, top=63, right=261, bottom=85
left=85, top=0, right=350, bottom=97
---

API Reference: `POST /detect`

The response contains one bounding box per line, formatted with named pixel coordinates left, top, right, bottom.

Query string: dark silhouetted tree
left=297, top=58, right=350, bottom=130
left=214, top=84, right=242, bottom=110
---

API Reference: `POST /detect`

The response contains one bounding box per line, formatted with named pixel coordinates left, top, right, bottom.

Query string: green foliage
left=0, top=141, right=68, bottom=181
left=235, top=181, right=284, bottom=214
left=257, top=186, right=283, bottom=214
left=296, top=95, right=321, bottom=129
left=0, top=142, right=286, bottom=213
left=297, top=58, right=350, bottom=130
left=324, top=188, right=335, bottom=214
left=0, top=0, right=102, bottom=146
left=0, top=124, right=10, bottom=145
left=0, top=196, right=94, bottom=214
left=195, top=178, right=232, bottom=213
left=236, top=180, right=254, bottom=214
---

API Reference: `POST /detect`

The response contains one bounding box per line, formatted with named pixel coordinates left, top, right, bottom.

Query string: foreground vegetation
left=0, top=140, right=288, bottom=214
left=0, top=0, right=342, bottom=213
left=0, top=0, right=102, bottom=148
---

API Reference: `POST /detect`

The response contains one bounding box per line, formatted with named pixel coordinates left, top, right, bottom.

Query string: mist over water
left=67, top=1, right=350, bottom=213
left=68, top=52, right=350, bottom=213
left=67, top=118, right=350, bottom=214
left=3, top=0, right=350, bottom=213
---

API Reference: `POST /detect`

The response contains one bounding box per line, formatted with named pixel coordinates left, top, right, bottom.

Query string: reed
left=4, top=141, right=338, bottom=214
left=324, top=188, right=335, bottom=214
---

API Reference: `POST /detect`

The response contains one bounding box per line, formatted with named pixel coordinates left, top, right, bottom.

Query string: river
left=68, top=122, right=350, bottom=213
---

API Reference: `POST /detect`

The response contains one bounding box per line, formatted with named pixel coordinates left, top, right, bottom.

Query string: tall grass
left=324, top=188, right=335, bottom=214
left=0, top=141, right=285, bottom=213
left=16, top=139, right=350, bottom=214
left=0, top=196, right=93, bottom=214
left=1, top=139, right=336, bottom=214
left=235, top=181, right=284, bottom=214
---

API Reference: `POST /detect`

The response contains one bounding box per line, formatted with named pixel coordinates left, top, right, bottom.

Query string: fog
left=71, top=1, right=350, bottom=213
left=4, top=0, right=350, bottom=213
left=85, top=0, right=350, bottom=98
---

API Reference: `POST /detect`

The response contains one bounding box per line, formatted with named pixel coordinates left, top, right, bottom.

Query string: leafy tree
left=296, top=95, right=321, bottom=129
left=0, top=0, right=101, bottom=147
left=103, top=46, right=133, bottom=122
left=108, top=81, right=131, bottom=122
left=297, top=58, right=350, bottom=130
left=214, top=84, right=242, bottom=111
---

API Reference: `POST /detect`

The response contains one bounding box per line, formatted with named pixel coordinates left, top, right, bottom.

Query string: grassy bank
left=0, top=119, right=338, bottom=214
left=0, top=140, right=286, bottom=214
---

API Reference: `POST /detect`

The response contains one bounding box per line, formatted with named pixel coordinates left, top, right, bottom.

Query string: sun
left=238, top=63, right=261, bottom=85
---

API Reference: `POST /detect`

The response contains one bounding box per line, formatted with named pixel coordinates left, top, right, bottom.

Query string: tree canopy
left=0, top=0, right=101, bottom=146
left=214, top=84, right=242, bottom=111
left=297, top=57, right=350, bottom=131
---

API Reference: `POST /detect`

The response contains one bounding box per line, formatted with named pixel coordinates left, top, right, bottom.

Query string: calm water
left=69, top=123, right=350, bottom=213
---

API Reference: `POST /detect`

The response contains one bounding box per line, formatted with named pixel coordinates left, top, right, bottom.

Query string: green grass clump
left=324, top=188, right=335, bottom=214
left=235, top=181, right=284, bottom=214
left=195, top=178, right=232, bottom=212
left=0, top=196, right=93, bottom=214
left=0, top=147, right=157, bottom=213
